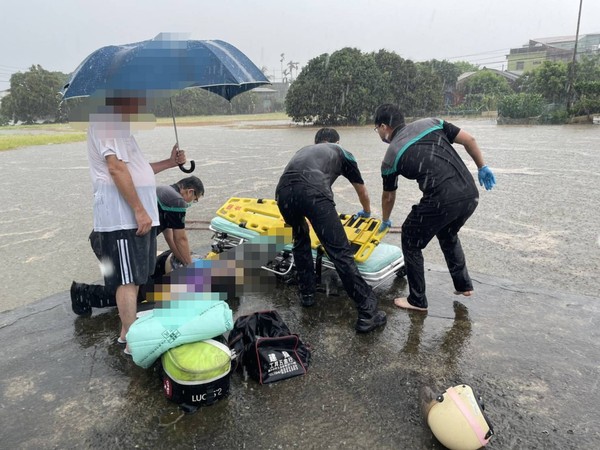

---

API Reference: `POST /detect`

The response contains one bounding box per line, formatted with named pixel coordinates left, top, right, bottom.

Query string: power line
left=446, top=48, right=511, bottom=60
left=472, top=60, right=509, bottom=66
left=0, top=64, right=28, bottom=71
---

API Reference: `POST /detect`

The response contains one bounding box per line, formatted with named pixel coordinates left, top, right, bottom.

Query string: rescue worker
left=275, top=128, right=386, bottom=333
left=373, top=103, right=496, bottom=311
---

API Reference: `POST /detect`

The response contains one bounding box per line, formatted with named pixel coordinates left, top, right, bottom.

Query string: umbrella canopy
left=61, top=36, right=270, bottom=101
left=62, top=35, right=270, bottom=173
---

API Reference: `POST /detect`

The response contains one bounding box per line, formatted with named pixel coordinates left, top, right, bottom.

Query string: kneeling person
left=156, top=176, right=204, bottom=269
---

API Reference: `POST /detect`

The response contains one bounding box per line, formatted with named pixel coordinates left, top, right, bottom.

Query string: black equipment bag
left=228, top=310, right=311, bottom=384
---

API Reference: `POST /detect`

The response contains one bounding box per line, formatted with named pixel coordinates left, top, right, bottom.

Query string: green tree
left=575, top=55, right=600, bottom=82
left=371, top=51, right=444, bottom=116
left=149, top=88, right=260, bottom=117
left=460, top=70, right=513, bottom=111
left=498, top=93, right=544, bottom=118
left=421, top=59, right=462, bottom=91
left=462, top=70, right=513, bottom=97
left=572, top=80, right=600, bottom=115
left=413, top=63, right=444, bottom=114
left=286, top=48, right=384, bottom=125
left=372, top=50, right=420, bottom=114
left=286, top=48, right=460, bottom=123
left=0, top=95, right=15, bottom=124
left=452, top=61, right=480, bottom=75
left=513, top=57, right=600, bottom=116
left=570, top=55, right=600, bottom=115
left=420, top=60, right=479, bottom=109
left=284, top=53, right=329, bottom=123
left=432, top=61, right=479, bottom=113
left=518, top=60, right=569, bottom=103
left=1, top=65, right=68, bottom=124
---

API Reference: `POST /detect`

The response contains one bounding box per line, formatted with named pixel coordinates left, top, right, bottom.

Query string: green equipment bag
left=161, top=339, right=232, bottom=412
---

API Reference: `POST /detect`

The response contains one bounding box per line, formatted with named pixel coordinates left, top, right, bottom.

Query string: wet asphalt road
left=1, top=119, right=599, bottom=448
left=1, top=265, right=599, bottom=449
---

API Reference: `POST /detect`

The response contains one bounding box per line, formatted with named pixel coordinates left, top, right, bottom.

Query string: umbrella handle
left=170, top=98, right=195, bottom=173
left=179, top=161, right=195, bottom=173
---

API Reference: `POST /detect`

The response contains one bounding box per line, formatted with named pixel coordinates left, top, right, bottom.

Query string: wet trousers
left=402, top=197, right=478, bottom=308
left=76, top=250, right=172, bottom=308
left=276, top=184, right=377, bottom=313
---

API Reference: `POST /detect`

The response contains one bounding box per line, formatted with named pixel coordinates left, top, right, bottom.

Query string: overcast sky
left=1, top=0, right=598, bottom=91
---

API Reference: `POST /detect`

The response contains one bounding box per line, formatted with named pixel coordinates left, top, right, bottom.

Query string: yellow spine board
left=217, top=197, right=286, bottom=235
left=310, top=214, right=389, bottom=263
left=215, top=198, right=388, bottom=263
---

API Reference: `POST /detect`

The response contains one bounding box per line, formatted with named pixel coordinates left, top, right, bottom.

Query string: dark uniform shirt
left=381, top=118, right=478, bottom=203
left=276, top=143, right=364, bottom=201
left=156, top=184, right=188, bottom=233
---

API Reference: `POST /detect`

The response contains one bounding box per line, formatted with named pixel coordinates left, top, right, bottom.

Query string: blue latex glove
left=355, top=209, right=371, bottom=219
left=478, top=165, right=496, bottom=191
left=379, top=219, right=392, bottom=233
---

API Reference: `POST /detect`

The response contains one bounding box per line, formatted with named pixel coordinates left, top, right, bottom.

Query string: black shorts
left=97, top=227, right=158, bottom=292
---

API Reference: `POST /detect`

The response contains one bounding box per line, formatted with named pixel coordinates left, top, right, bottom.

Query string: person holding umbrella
left=61, top=36, right=271, bottom=354
left=373, top=103, right=496, bottom=312
left=70, top=175, right=205, bottom=318
left=87, top=91, right=186, bottom=354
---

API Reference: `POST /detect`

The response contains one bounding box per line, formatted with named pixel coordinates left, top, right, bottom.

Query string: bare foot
left=393, top=297, right=428, bottom=312
left=454, top=290, right=473, bottom=297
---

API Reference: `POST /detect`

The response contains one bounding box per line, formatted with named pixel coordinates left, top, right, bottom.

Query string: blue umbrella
left=61, top=35, right=270, bottom=172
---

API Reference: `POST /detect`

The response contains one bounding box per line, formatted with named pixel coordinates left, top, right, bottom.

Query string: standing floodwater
left=0, top=119, right=599, bottom=312
left=1, top=118, right=600, bottom=449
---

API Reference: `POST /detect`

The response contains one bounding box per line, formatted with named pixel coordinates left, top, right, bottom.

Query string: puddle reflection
left=401, top=301, right=472, bottom=373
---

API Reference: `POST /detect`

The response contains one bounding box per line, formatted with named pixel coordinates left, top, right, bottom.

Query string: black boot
left=355, top=309, right=387, bottom=333
left=70, top=281, right=92, bottom=316
left=86, top=284, right=117, bottom=308
left=354, top=291, right=387, bottom=333
left=298, top=292, right=315, bottom=307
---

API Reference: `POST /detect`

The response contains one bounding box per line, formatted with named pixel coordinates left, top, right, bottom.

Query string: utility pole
left=566, top=0, right=583, bottom=110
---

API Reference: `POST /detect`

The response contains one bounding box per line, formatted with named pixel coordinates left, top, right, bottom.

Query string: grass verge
left=0, top=133, right=87, bottom=151
left=0, top=112, right=292, bottom=151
